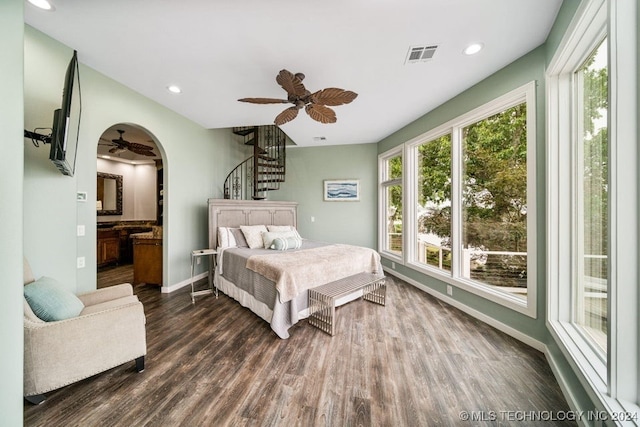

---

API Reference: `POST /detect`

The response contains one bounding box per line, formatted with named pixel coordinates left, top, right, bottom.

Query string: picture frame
left=323, top=179, right=360, bottom=201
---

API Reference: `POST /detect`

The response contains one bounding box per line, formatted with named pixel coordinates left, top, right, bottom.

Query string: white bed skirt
left=215, top=270, right=365, bottom=338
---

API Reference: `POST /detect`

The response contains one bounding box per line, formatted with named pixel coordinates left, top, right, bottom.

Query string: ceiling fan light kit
left=239, top=69, right=357, bottom=126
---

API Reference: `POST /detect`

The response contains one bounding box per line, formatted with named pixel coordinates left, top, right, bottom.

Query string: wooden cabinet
left=97, top=229, right=120, bottom=267
left=118, top=227, right=153, bottom=264
left=133, top=237, right=162, bottom=285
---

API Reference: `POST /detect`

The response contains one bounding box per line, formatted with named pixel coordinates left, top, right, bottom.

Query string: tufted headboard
left=207, top=199, right=298, bottom=249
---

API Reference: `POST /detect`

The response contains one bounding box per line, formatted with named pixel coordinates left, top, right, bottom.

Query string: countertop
left=130, top=226, right=162, bottom=240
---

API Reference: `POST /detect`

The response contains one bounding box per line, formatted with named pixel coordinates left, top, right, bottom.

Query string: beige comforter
left=245, top=244, right=382, bottom=303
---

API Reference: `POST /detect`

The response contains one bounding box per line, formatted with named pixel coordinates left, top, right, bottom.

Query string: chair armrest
left=77, top=283, right=133, bottom=306
left=24, top=300, right=146, bottom=348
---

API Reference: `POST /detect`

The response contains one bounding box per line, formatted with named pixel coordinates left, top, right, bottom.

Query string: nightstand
left=190, top=249, right=217, bottom=304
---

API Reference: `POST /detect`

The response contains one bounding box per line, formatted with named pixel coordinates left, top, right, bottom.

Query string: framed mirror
left=97, top=172, right=123, bottom=215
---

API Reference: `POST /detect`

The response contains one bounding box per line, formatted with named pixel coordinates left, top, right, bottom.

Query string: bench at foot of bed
left=308, top=272, right=386, bottom=336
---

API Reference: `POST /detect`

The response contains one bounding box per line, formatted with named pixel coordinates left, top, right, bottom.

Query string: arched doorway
left=96, top=123, right=165, bottom=289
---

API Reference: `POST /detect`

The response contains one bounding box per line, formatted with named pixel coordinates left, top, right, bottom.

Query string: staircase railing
left=224, top=125, right=286, bottom=200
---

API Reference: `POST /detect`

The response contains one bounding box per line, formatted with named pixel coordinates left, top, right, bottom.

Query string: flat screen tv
left=49, top=50, right=81, bottom=176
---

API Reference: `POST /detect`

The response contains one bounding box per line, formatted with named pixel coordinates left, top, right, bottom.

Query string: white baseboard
left=543, top=348, right=589, bottom=427
left=162, top=272, right=207, bottom=294
left=383, top=267, right=545, bottom=352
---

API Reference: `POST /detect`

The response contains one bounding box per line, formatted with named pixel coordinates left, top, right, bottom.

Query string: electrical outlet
left=391, top=262, right=396, bottom=269
left=77, top=225, right=85, bottom=236
left=77, top=257, right=85, bottom=269
left=197, top=257, right=201, bottom=265
left=447, top=285, right=453, bottom=296
left=311, top=216, right=315, bottom=223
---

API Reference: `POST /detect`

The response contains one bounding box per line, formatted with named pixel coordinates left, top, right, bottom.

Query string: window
left=416, top=134, right=452, bottom=272
left=380, top=82, right=536, bottom=316
left=379, top=149, right=403, bottom=259
left=547, top=0, right=639, bottom=415
left=461, top=103, right=528, bottom=300
left=574, top=38, right=608, bottom=354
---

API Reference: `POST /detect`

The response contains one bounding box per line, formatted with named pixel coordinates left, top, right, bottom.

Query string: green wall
left=270, top=143, right=378, bottom=249
left=0, top=1, right=24, bottom=424
left=23, top=27, right=247, bottom=294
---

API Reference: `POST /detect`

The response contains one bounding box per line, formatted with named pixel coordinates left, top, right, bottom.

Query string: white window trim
left=381, top=82, right=537, bottom=318
left=547, top=0, right=640, bottom=419
left=378, top=146, right=403, bottom=263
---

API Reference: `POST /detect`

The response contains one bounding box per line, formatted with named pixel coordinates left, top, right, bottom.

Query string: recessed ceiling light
left=167, top=85, right=182, bottom=94
left=27, top=0, right=55, bottom=10
left=464, top=43, right=484, bottom=56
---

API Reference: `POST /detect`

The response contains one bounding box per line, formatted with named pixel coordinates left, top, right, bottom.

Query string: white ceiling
left=25, top=0, right=563, bottom=147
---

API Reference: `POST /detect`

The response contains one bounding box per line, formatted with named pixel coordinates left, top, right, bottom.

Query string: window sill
left=548, top=320, right=640, bottom=425
left=379, top=250, right=403, bottom=265
left=398, top=259, right=536, bottom=318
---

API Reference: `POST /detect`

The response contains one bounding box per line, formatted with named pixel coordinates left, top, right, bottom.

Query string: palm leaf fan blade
left=274, top=107, right=300, bottom=126
left=238, top=97, right=289, bottom=104
left=127, top=142, right=155, bottom=157
left=310, top=88, right=358, bottom=106
left=276, top=69, right=307, bottom=98
left=131, top=148, right=156, bottom=157
left=305, top=104, right=337, bottom=124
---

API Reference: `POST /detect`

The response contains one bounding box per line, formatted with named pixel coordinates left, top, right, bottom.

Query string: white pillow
left=267, top=225, right=301, bottom=239
left=240, top=225, right=268, bottom=249
left=217, top=227, right=237, bottom=248
left=262, top=230, right=298, bottom=249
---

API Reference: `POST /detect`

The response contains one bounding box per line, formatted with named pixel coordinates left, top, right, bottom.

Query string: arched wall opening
left=95, top=123, right=166, bottom=289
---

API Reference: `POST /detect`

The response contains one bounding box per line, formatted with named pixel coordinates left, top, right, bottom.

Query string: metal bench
left=308, top=272, right=386, bottom=336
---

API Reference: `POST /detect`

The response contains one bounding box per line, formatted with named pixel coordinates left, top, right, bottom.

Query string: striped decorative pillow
left=270, top=236, right=303, bottom=251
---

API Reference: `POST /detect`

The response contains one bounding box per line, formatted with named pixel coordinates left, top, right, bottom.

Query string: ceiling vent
left=405, top=45, right=439, bottom=64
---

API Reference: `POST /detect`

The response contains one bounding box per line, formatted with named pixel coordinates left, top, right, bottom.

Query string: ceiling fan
left=238, top=69, right=358, bottom=126
left=99, top=129, right=156, bottom=157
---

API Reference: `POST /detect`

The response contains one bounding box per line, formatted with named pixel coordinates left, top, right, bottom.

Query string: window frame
left=380, top=81, right=537, bottom=318
left=378, top=147, right=403, bottom=263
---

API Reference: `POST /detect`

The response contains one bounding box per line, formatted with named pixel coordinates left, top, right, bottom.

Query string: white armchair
left=23, top=259, right=147, bottom=404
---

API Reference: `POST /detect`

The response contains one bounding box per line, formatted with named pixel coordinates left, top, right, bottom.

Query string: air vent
left=405, top=45, right=439, bottom=64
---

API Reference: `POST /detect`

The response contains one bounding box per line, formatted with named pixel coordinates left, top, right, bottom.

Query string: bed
left=208, top=199, right=383, bottom=338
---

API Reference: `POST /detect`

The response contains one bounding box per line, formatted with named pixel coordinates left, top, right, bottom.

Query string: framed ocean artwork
left=323, top=179, right=360, bottom=201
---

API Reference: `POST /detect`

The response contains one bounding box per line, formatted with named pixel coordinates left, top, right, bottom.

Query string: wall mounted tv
left=24, top=50, right=81, bottom=177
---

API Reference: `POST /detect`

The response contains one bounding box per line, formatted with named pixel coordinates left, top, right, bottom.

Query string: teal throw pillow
left=24, top=276, right=84, bottom=322
left=270, top=236, right=303, bottom=251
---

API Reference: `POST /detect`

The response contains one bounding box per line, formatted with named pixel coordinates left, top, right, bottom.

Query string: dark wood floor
left=97, top=263, right=135, bottom=289
left=25, top=271, right=575, bottom=426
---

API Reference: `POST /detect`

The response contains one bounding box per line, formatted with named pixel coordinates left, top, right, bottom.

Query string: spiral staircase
left=224, top=126, right=287, bottom=200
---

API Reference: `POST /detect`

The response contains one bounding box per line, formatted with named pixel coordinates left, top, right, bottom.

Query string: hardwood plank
left=24, top=275, right=577, bottom=426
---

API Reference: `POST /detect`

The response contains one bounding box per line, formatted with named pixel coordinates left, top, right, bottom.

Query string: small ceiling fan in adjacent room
left=238, top=69, right=358, bottom=126
left=99, top=129, right=156, bottom=157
